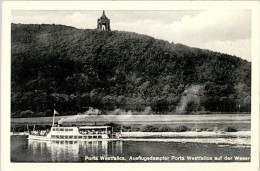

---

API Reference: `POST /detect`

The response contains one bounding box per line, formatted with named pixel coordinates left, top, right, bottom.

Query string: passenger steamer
left=28, top=109, right=121, bottom=141
left=28, top=125, right=118, bottom=141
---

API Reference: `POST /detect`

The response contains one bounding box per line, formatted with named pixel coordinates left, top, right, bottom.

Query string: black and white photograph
left=1, top=1, right=259, bottom=171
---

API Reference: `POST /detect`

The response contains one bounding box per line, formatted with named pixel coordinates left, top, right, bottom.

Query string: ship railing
left=29, top=130, right=49, bottom=136
left=79, top=130, right=107, bottom=135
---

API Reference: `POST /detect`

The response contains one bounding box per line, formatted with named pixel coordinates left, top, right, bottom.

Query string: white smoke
left=142, top=106, right=152, bottom=115
left=58, top=106, right=153, bottom=125
left=58, top=115, right=88, bottom=125
left=58, top=107, right=100, bottom=124
left=79, top=107, right=101, bottom=115
left=176, top=85, right=203, bottom=113
left=111, top=109, right=133, bottom=115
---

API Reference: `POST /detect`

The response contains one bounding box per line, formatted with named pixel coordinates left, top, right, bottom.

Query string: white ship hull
left=28, top=135, right=122, bottom=141
left=28, top=135, right=121, bottom=141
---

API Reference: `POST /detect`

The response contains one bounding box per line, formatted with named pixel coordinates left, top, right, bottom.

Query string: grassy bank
left=11, top=122, right=250, bottom=133
left=11, top=114, right=251, bottom=132
left=11, top=114, right=251, bottom=124
left=118, top=124, right=244, bottom=132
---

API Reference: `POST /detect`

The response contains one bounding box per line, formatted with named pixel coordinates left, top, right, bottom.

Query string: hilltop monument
left=97, top=10, right=111, bottom=31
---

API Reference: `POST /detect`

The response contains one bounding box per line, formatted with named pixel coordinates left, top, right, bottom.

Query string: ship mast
left=52, top=103, right=58, bottom=127
left=52, top=109, right=55, bottom=127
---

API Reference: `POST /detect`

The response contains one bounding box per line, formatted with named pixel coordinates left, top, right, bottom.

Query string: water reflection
left=28, top=140, right=123, bottom=162
left=11, top=137, right=250, bottom=162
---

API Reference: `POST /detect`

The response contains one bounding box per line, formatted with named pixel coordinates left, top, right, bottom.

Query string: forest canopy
left=11, top=24, right=251, bottom=117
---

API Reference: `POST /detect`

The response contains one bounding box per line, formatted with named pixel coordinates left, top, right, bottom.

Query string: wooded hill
left=11, top=24, right=251, bottom=117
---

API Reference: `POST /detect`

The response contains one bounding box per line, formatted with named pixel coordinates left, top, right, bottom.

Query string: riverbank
left=121, top=131, right=250, bottom=138
left=11, top=114, right=251, bottom=134
left=11, top=114, right=250, bottom=125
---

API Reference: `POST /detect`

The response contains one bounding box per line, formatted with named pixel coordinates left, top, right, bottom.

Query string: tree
left=11, top=24, right=251, bottom=117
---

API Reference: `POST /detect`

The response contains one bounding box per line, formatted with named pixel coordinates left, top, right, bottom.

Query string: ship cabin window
left=52, top=128, right=73, bottom=132
left=69, top=136, right=73, bottom=139
left=79, top=136, right=82, bottom=139
left=79, top=129, right=107, bottom=135
left=55, top=135, right=59, bottom=138
left=51, top=135, right=55, bottom=138
left=93, top=136, right=97, bottom=138
left=74, top=136, right=78, bottom=139
left=64, top=135, right=68, bottom=139
left=60, top=135, right=64, bottom=138
left=98, top=136, right=102, bottom=138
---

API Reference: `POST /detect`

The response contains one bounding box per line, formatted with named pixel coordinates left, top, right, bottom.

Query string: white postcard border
left=1, top=1, right=260, bottom=171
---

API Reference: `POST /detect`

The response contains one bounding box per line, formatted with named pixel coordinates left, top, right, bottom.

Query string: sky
left=12, top=10, right=251, bottom=61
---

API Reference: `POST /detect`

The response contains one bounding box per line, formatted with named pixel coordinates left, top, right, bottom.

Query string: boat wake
left=121, top=131, right=251, bottom=148
left=123, top=137, right=250, bottom=148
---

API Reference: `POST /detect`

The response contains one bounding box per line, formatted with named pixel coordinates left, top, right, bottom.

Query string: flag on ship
left=54, top=109, right=59, bottom=115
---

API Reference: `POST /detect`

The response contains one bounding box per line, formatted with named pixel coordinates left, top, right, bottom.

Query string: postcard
left=1, top=1, right=259, bottom=171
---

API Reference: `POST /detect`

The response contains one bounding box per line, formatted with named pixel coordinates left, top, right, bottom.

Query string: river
left=11, top=135, right=250, bottom=162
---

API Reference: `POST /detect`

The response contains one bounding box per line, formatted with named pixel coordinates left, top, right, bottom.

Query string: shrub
left=224, top=126, right=237, bottom=132
left=199, top=127, right=208, bottom=131
left=158, top=125, right=173, bottom=132
left=173, top=125, right=191, bottom=132
left=140, top=125, right=158, bottom=132
left=206, top=128, right=214, bottom=132
left=131, top=127, right=140, bottom=132
left=20, top=110, right=34, bottom=118
left=122, top=125, right=132, bottom=132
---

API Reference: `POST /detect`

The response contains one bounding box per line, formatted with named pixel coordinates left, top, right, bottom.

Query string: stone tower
left=97, top=10, right=111, bottom=31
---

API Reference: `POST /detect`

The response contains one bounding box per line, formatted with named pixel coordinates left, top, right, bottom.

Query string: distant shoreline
left=11, top=113, right=251, bottom=122
left=11, top=112, right=251, bottom=119
left=11, top=114, right=251, bottom=132
left=121, top=131, right=250, bottom=138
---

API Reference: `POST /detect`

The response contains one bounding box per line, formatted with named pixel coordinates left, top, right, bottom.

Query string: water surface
left=11, top=136, right=250, bottom=162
